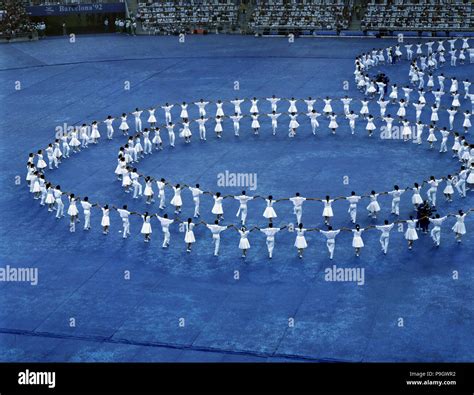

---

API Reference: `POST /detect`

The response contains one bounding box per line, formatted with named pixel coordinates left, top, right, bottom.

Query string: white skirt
left=329, top=120, right=338, bottom=129
left=251, top=120, right=260, bottom=129
left=101, top=217, right=110, bottom=227
left=182, top=128, right=192, bottom=138
left=352, top=236, right=364, bottom=248
left=152, top=135, right=162, bottom=144
left=122, top=175, right=132, bottom=186
left=180, top=110, right=188, bottom=119
left=323, top=104, right=332, bottom=113
left=148, top=115, right=157, bottom=123
left=45, top=194, right=55, bottom=204
left=239, top=238, right=250, bottom=249
left=119, top=121, right=129, bottom=130
left=91, top=129, right=100, bottom=139
left=431, top=113, right=439, bottom=122
left=68, top=205, right=78, bottom=216
left=37, top=159, right=47, bottom=169
left=294, top=235, right=307, bottom=249
left=443, top=185, right=454, bottom=194
left=69, top=138, right=80, bottom=147
left=170, top=196, right=183, bottom=206
left=405, top=228, right=418, bottom=241
left=427, top=134, right=437, bottom=142
left=367, top=201, right=381, bottom=212
left=463, top=119, right=472, bottom=128
left=452, top=222, right=466, bottom=234
left=32, top=181, right=41, bottom=193
left=216, top=109, right=224, bottom=117
left=144, top=186, right=153, bottom=196
left=263, top=207, right=277, bottom=218
left=215, top=124, right=223, bottom=132
left=185, top=231, right=195, bottom=243
left=141, top=223, right=152, bottom=234
left=289, top=120, right=299, bottom=129
left=212, top=203, right=223, bottom=215
left=322, top=207, right=333, bottom=217
left=397, top=108, right=406, bottom=117
left=114, top=165, right=126, bottom=175
left=467, top=173, right=474, bottom=183
left=412, top=194, right=423, bottom=205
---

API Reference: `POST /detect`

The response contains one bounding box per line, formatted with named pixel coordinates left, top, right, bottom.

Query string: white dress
left=67, top=198, right=79, bottom=216
left=467, top=170, right=474, bottom=184
left=91, top=124, right=100, bottom=139
left=352, top=229, right=364, bottom=248
left=144, top=181, right=154, bottom=196
left=412, top=187, right=423, bottom=205
left=122, top=171, right=132, bottom=187
left=119, top=116, right=129, bottom=130
left=180, top=104, right=188, bottom=119
left=148, top=109, right=157, bottom=123
left=45, top=188, right=55, bottom=204
left=238, top=230, right=250, bottom=249
left=405, top=220, right=418, bottom=241
left=452, top=214, right=466, bottom=234
left=366, top=194, right=381, bottom=212
left=36, top=154, right=47, bottom=169
left=69, top=131, right=80, bottom=147
left=294, top=228, right=308, bottom=249
left=184, top=222, right=196, bottom=243
left=141, top=215, right=152, bottom=234
left=251, top=115, right=260, bottom=129
left=101, top=208, right=110, bottom=227
left=289, top=114, right=299, bottom=129
left=212, top=196, right=224, bottom=215
left=322, top=200, right=334, bottom=217
left=170, top=187, right=183, bottom=206
left=263, top=199, right=277, bottom=218
left=443, top=179, right=455, bottom=194
left=328, top=115, right=338, bottom=129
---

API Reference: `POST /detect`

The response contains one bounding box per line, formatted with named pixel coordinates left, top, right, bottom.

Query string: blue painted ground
left=0, top=34, right=472, bottom=362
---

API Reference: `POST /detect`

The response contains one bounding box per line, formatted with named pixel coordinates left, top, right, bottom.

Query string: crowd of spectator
left=248, top=0, right=352, bottom=32
left=0, top=1, right=36, bottom=39
left=137, top=0, right=239, bottom=35
left=362, top=0, right=474, bottom=32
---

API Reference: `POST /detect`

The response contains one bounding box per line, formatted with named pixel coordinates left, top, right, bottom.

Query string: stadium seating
left=0, top=0, right=36, bottom=39
left=248, top=0, right=353, bottom=34
left=361, top=0, right=474, bottom=32
left=137, top=0, right=240, bottom=35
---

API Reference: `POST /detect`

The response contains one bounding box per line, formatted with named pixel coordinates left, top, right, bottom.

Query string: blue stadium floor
left=0, top=34, right=472, bottom=362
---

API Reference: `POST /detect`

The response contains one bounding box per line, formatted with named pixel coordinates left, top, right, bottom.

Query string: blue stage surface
left=0, top=34, right=472, bottom=362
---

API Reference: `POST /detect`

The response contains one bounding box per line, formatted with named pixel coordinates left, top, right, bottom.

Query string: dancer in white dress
left=148, top=107, right=158, bottom=126
left=250, top=97, right=259, bottom=114
left=206, top=220, right=230, bottom=256
left=100, top=204, right=110, bottom=235
left=404, top=216, right=419, bottom=250
left=323, top=97, right=332, bottom=116
left=452, top=210, right=467, bottom=243
left=320, top=195, right=335, bottom=225
left=184, top=218, right=196, bottom=253
left=351, top=225, right=365, bottom=257
left=180, top=119, right=192, bottom=143
left=211, top=192, right=225, bottom=221
left=294, top=223, right=308, bottom=259
left=180, top=102, right=189, bottom=119
left=262, top=195, right=277, bottom=222
left=288, top=97, right=298, bottom=114
left=143, top=176, right=155, bottom=204
left=140, top=212, right=153, bottom=242
left=288, top=112, right=299, bottom=137
left=366, top=190, right=382, bottom=218
left=412, top=182, right=423, bottom=209
left=67, top=194, right=79, bottom=229
left=463, top=111, right=471, bottom=133
left=170, top=184, right=184, bottom=214
left=215, top=100, right=225, bottom=117
left=236, top=225, right=251, bottom=258
left=215, top=116, right=223, bottom=138
left=251, top=113, right=260, bottom=135
left=119, top=113, right=129, bottom=136
left=375, top=220, right=394, bottom=255
left=429, top=214, right=448, bottom=247
left=443, top=175, right=455, bottom=202
left=328, top=113, right=338, bottom=134
left=152, top=127, right=163, bottom=150
left=319, top=226, right=341, bottom=260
